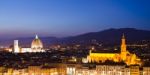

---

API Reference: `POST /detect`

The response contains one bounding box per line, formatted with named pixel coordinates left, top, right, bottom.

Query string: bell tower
left=121, top=34, right=127, bottom=61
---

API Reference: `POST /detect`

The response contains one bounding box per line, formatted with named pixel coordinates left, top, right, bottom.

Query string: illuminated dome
left=31, top=35, right=43, bottom=50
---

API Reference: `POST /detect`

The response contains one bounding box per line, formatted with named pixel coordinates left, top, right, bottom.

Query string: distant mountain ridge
left=0, top=28, right=150, bottom=47
left=63, top=28, right=150, bottom=45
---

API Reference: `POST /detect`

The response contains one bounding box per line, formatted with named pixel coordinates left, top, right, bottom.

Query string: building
left=87, top=34, right=142, bottom=66
left=31, top=35, right=43, bottom=52
left=143, top=67, right=150, bottom=75
left=96, top=65, right=124, bottom=75
left=130, top=65, right=140, bottom=75
left=76, top=68, right=97, bottom=75
left=13, top=35, right=44, bottom=53
left=123, top=67, right=130, bottom=75
left=1, top=64, right=150, bottom=75
left=14, top=40, right=20, bottom=53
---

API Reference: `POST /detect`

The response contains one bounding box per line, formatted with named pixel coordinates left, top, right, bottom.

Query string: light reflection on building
left=13, top=35, right=45, bottom=53
left=0, top=64, right=150, bottom=75
left=87, top=34, right=142, bottom=66
left=143, top=67, right=150, bottom=75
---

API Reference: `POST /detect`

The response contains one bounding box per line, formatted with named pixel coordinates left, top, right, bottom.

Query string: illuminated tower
left=121, top=34, right=127, bottom=61
left=14, top=40, right=20, bottom=53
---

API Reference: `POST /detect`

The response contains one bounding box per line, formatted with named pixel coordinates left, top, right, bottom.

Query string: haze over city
left=0, top=0, right=150, bottom=38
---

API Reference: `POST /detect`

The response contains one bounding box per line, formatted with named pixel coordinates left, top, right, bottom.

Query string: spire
left=122, top=33, right=125, bottom=39
left=35, top=34, right=38, bottom=39
left=121, top=33, right=126, bottom=45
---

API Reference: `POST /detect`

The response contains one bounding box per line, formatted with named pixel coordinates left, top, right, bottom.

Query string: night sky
left=0, top=0, right=150, bottom=38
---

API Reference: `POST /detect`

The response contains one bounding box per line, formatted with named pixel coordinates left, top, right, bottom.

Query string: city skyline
left=0, top=1, right=150, bottom=75
left=0, top=0, right=150, bottom=38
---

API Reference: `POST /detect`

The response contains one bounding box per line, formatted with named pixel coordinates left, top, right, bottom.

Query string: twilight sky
left=0, top=0, right=150, bottom=38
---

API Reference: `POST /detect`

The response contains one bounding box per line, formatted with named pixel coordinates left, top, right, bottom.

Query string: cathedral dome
left=31, top=35, right=43, bottom=50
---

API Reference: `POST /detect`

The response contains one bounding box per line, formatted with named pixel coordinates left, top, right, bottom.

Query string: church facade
left=87, top=34, right=142, bottom=66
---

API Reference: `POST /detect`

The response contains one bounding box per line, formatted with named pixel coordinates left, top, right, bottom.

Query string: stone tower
left=121, top=34, right=127, bottom=61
